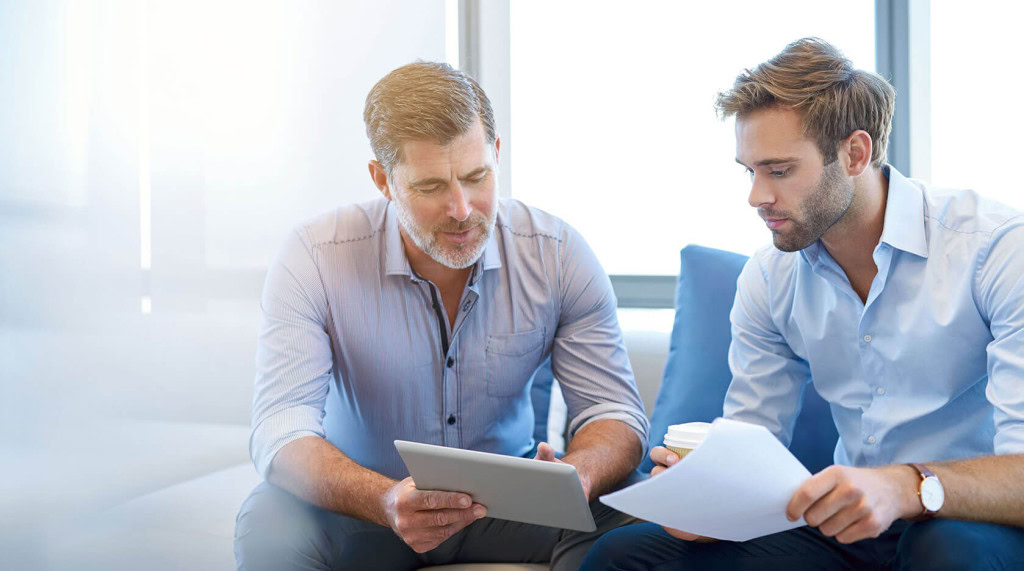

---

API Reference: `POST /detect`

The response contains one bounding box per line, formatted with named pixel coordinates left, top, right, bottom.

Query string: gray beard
left=392, top=198, right=496, bottom=270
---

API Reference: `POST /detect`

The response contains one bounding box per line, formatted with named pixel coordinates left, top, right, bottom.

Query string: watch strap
left=907, top=463, right=939, bottom=520
left=910, top=463, right=937, bottom=481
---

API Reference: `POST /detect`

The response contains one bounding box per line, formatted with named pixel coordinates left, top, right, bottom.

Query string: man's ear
left=493, top=136, right=501, bottom=166
left=368, top=160, right=393, bottom=200
left=842, top=130, right=873, bottom=177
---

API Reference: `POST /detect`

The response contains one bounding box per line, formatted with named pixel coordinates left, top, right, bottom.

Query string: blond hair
left=715, top=38, right=895, bottom=168
left=364, top=61, right=495, bottom=175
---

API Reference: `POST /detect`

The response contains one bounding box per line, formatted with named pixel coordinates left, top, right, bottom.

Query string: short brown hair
left=363, top=61, right=496, bottom=175
left=715, top=37, right=895, bottom=168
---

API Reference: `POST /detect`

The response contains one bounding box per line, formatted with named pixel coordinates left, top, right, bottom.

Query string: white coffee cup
left=663, top=422, right=712, bottom=459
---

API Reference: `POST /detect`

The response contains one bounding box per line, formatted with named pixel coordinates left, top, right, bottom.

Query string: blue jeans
left=580, top=519, right=1024, bottom=570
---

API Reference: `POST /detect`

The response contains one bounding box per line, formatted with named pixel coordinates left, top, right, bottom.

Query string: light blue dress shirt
left=249, top=198, right=649, bottom=480
left=725, top=166, right=1024, bottom=467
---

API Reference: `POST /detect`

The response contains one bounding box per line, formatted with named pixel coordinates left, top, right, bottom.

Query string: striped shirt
left=250, top=197, right=649, bottom=479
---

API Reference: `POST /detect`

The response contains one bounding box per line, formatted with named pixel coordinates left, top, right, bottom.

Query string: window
left=510, top=1, right=876, bottom=275
left=930, top=3, right=1024, bottom=209
left=0, top=0, right=450, bottom=426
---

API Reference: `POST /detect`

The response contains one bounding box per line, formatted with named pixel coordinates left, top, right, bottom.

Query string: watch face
left=920, top=476, right=945, bottom=512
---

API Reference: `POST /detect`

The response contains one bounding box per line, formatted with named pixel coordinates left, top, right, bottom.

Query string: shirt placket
left=856, top=244, right=894, bottom=464
left=440, top=272, right=481, bottom=448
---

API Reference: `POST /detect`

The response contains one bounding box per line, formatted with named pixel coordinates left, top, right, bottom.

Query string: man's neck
left=819, top=166, right=889, bottom=299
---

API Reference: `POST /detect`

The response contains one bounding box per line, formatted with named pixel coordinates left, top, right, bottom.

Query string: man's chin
left=428, top=241, right=486, bottom=269
left=771, top=233, right=810, bottom=253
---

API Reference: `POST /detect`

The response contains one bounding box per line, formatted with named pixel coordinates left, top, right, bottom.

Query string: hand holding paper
left=600, top=418, right=812, bottom=542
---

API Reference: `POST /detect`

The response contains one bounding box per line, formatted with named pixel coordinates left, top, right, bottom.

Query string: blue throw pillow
left=641, top=245, right=838, bottom=474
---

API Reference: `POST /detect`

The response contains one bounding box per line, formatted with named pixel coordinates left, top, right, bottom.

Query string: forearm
left=268, top=435, right=396, bottom=526
left=927, top=454, right=1024, bottom=525
left=562, top=419, right=643, bottom=500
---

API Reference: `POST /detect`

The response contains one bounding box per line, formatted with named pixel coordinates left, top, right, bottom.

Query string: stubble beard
left=393, top=197, right=497, bottom=270
left=769, top=160, right=855, bottom=253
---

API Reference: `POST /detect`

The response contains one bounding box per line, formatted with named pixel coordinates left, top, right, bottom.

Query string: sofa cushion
left=641, top=245, right=838, bottom=474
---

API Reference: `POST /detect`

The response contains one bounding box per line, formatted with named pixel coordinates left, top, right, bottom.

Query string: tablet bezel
left=394, top=440, right=597, bottom=532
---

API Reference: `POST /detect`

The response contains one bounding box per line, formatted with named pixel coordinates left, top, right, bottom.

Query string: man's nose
left=448, top=181, right=472, bottom=221
left=748, top=174, right=775, bottom=209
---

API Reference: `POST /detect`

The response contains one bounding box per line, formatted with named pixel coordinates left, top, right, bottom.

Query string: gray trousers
left=234, top=473, right=642, bottom=571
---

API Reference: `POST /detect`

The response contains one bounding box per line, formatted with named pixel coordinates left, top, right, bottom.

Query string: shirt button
left=462, top=300, right=472, bottom=311
left=863, top=335, right=872, bottom=343
left=876, top=386, right=886, bottom=395
left=446, top=356, right=454, bottom=368
left=867, top=435, right=877, bottom=444
left=447, top=414, right=456, bottom=425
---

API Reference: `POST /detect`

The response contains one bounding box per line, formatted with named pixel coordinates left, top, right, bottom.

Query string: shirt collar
left=878, top=165, right=929, bottom=259
left=384, top=202, right=414, bottom=278
left=475, top=227, right=502, bottom=278
left=383, top=201, right=503, bottom=282
left=801, top=164, right=928, bottom=265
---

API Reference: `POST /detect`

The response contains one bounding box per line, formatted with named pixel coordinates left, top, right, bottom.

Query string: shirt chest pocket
left=484, top=327, right=547, bottom=398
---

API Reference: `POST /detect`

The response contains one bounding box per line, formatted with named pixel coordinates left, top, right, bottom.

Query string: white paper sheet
left=600, top=418, right=813, bottom=542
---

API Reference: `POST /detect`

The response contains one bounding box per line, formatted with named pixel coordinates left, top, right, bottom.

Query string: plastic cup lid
left=665, top=422, right=711, bottom=446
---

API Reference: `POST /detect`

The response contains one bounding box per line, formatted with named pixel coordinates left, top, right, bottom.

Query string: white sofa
left=6, top=308, right=672, bottom=570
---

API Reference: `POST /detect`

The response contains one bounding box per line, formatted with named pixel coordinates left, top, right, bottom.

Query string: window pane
left=511, top=1, right=875, bottom=274
left=931, top=3, right=1024, bottom=209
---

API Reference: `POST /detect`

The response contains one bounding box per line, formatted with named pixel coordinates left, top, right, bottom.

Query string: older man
left=233, top=61, right=649, bottom=570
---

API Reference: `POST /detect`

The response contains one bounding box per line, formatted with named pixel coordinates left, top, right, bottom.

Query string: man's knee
left=580, top=527, right=643, bottom=571
left=896, top=519, right=1024, bottom=571
left=234, top=482, right=332, bottom=571
left=580, top=523, right=692, bottom=571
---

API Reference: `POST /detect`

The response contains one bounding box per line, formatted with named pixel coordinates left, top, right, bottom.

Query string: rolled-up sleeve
left=975, top=219, right=1024, bottom=455
left=549, top=223, right=650, bottom=456
left=250, top=227, right=334, bottom=478
left=724, top=253, right=812, bottom=447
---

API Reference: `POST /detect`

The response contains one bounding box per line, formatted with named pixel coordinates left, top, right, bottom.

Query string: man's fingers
left=534, top=442, right=556, bottom=462
left=649, top=446, right=679, bottom=469
left=834, top=513, right=885, bottom=544
left=410, top=507, right=475, bottom=529
left=806, top=485, right=864, bottom=532
left=786, top=466, right=839, bottom=521
left=815, top=497, right=869, bottom=537
left=406, top=505, right=486, bottom=553
left=409, top=489, right=472, bottom=511
left=424, top=520, right=473, bottom=552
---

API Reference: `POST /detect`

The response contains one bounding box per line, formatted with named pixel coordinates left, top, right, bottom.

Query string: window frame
left=463, top=0, right=927, bottom=308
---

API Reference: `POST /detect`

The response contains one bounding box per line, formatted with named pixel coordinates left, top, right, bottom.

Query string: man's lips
left=441, top=226, right=476, bottom=244
left=763, top=218, right=788, bottom=230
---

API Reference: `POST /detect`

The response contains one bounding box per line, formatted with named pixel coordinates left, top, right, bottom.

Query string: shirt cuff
left=250, top=405, right=326, bottom=479
left=568, top=402, right=651, bottom=460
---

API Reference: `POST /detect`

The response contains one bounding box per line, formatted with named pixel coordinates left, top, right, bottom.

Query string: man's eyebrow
left=459, top=166, right=489, bottom=180
left=409, top=176, right=448, bottom=187
left=751, top=157, right=800, bottom=167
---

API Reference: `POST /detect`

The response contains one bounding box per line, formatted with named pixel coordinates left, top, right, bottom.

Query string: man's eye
left=418, top=186, right=442, bottom=194
left=745, top=168, right=754, bottom=179
left=770, top=169, right=789, bottom=178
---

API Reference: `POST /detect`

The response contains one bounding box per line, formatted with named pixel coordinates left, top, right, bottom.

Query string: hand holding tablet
left=395, top=440, right=597, bottom=532
left=382, top=475, right=488, bottom=553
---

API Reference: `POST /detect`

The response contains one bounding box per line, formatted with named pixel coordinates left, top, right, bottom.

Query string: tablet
left=394, top=440, right=596, bottom=532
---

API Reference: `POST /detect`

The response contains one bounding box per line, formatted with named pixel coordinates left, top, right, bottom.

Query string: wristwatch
left=907, top=463, right=944, bottom=519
